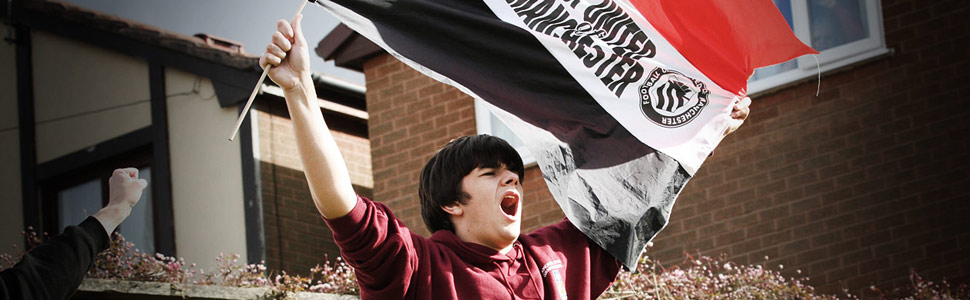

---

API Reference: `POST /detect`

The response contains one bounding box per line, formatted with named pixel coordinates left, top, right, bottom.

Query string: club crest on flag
left=484, top=0, right=733, bottom=155
left=639, top=67, right=710, bottom=128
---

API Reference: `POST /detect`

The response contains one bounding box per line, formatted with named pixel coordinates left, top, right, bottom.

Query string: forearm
left=284, top=75, right=357, bottom=219
left=92, top=205, right=130, bottom=235
left=0, top=217, right=109, bottom=299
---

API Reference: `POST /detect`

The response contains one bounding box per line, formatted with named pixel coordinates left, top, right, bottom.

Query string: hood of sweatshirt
left=430, top=230, right=520, bottom=266
left=430, top=230, right=545, bottom=298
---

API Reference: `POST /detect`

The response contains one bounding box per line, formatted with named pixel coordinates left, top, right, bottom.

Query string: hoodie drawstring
left=519, top=243, right=543, bottom=298
left=492, top=259, right=517, bottom=297
left=491, top=243, right=544, bottom=299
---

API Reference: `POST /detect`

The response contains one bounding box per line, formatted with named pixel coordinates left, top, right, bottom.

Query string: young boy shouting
left=259, top=14, right=748, bottom=299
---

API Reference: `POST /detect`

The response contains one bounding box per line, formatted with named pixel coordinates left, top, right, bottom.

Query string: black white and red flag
left=312, top=0, right=817, bottom=268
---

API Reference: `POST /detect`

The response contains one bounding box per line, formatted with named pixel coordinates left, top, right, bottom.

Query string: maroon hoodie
left=325, top=197, right=621, bottom=299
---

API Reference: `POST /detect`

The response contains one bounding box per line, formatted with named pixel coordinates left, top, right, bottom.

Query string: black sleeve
left=0, top=217, right=111, bottom=300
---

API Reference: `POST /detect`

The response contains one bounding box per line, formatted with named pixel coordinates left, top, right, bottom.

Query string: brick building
left=316, top=0, right=970, bottom=297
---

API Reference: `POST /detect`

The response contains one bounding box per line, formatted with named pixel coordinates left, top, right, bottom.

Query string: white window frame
left=748, top=0, right=889, bottom=94
left=474, top=99, right=537, bottom=166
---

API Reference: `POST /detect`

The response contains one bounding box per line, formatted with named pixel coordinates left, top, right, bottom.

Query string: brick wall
left=256, top=99, right=373, bottom=275
left=648, top=1, right=970, bottom=296
left=359, top=1, right=969, bottom=296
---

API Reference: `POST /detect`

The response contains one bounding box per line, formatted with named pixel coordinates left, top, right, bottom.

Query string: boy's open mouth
left=501, top=192, right=519, bottom=218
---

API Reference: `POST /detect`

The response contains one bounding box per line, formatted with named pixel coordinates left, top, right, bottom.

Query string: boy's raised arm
left=260, top=15, right=357, bottom=219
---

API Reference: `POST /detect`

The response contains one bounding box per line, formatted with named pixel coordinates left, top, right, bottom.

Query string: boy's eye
left=482, top=172, right=495, bottom=176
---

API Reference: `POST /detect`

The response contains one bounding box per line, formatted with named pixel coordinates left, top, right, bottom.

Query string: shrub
left=86, top=233, right=206, bottom=286
left=3, top=229, right=968, bottom=299
left=603, top=251, right=843, bottom=299
left=89, top=234, right=360, bottom=296
left=872, top=270, right=970, bottom=300
left=1, top=229, right=358, bottom=298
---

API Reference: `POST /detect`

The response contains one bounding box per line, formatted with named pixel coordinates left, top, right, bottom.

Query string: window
left=42, top=148, right=157, bottom=254
left=474, top=99, right=536, bottom=166
left=748, top=0, right=888, bottom=94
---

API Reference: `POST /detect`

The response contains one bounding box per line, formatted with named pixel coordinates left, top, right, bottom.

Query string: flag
left=313, top=0, right=816, bottom=268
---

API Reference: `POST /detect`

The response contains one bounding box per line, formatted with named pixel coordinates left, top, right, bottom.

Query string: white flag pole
left=228, top=0, right=310, bottom=141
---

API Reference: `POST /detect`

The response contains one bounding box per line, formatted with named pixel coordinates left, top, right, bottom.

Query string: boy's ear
left=441, top=203, right=463, bottom=216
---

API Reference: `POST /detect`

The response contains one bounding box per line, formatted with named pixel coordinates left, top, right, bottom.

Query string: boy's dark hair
left=419, top=134, right=525, bottom=233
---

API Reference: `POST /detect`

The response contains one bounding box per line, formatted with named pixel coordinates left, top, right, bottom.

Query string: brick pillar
left=257, top=100, right=372, bottom=275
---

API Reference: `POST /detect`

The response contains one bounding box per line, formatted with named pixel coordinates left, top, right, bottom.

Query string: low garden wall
left=74, top=278, right=359, bottom=300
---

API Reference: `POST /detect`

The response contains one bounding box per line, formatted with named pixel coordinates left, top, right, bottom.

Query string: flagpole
left=228, top=0, right=310, bottom=141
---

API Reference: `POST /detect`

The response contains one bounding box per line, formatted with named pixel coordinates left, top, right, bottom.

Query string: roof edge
left=315, top=23, right=384, bottom=71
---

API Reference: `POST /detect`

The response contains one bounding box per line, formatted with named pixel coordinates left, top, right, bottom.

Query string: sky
left=63, top=0, right=366, bottom=85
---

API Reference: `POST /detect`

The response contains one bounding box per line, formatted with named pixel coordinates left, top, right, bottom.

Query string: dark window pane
left=57, top=179, right=102, bottom=232
left=809, top=0, right=869, bottom=51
